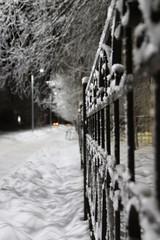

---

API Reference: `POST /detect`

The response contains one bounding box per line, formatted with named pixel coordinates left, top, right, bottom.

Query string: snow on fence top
left=79, top=0, right=160, bottom=239
left=82, top=77, right=88, bottom=85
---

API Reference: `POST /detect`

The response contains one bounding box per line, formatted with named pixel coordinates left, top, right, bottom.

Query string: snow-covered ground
left=119, top=141, right=154, bottom=190
left=0, top=125, right=154, bottom=240
left=0, top=125, right=90, bottom=240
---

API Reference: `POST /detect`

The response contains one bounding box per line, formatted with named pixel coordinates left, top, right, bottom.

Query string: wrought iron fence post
left=78, top=103, right=83, bottom=169
left=154, top=73, right=160, bottom=209
left=114, top=98, right=120, bottom=240
left=125, top=26, right=135, bottom=182
left=106, top=105, right=111, bottom=155
left=82, top=77, right=88, bottom=220
left=112, top=8, right=122, bottom=238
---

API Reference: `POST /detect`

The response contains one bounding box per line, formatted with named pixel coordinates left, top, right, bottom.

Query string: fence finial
left=82, top=77, right=88, bottom=85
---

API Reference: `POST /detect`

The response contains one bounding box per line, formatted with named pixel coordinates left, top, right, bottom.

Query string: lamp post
left=31, top=74, right=34, bottom=132
left=49, top=93, right=52, bottom=129
left=31, top=69, right=44, bottom=132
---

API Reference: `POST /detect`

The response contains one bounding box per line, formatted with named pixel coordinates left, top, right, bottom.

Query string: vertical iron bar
left=98, top=111, right=101, bottom=145
left=106, top=105, right=111, bottom=155
left=106, top=105, right=111, bottom=239
left=112, top=9, right=122, bottom=239
left=101, top=109, right=105, bottom=149
left=95, top=162, right=98, bottom=223
left=114, top=99, right=120, bottom=240
left=102, top=188, right=107, bottom=240
left=95, top=113, right=97, bottom=141
left=82, top=80, right=88, bottom=220
left=154, top=73, right=160, bottom=209
left=125, top=27, right=135, bottom=182
left=128, top=206, right=141, bottom=239
left=31, top=75, right=34, bottom=132
left=114, top=99, right=120, bottom=165
left=91, top=115, right=94, bottom=139
left=127, top=91, right=135, bottom=181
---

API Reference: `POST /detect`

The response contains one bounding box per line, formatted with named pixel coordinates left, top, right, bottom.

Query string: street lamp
left=49, top=94, right=52, bottom=129
left=40, top=68, right=44, bottom=73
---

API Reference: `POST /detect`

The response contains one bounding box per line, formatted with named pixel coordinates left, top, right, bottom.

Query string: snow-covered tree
left=0, top=0, right=108, bottom=122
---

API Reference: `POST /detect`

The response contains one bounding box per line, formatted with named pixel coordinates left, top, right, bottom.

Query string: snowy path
left=0, top=126, right=90, bottom=240
left=0, top=127, right=67, bottom=178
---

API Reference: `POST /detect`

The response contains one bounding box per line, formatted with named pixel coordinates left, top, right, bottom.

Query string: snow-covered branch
left=0, top=0, right=107, bottom=121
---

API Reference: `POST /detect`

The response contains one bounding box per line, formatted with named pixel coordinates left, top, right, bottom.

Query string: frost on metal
left=79, top=0, right=160, bottom=239
left=134, top=0, right=160, bottom=74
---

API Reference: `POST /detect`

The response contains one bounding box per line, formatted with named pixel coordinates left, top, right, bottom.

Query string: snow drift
left=0, top=126, right=90, bottom=240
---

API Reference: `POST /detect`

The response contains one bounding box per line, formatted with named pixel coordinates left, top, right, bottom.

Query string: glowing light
left=40, top=68, right=44, bottom=73
left=66, top=123, right=71, bottom=126
left=53, top=122, right=59, bottom=126
left=17, top=115, right=21, bottom=124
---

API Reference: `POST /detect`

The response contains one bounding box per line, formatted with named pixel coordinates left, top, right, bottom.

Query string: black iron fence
left=79, top=1, right=160, bottom=239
